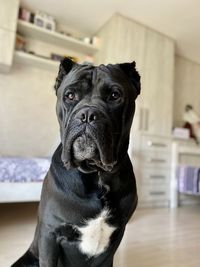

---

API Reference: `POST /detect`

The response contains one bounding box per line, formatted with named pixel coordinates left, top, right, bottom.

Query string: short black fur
left=12, top=58, right=140, bottom=267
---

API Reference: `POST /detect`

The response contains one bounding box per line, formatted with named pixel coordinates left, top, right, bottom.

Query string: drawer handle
left=149, top=159, right=166, bottom=163
left=149, top=191, right=166, bottom=196
left=150, top=175, right=166, bottom=179
left=147, top=141, right=167, bottom=148
left=139, top=108, right=143, bottom=130
left=144, top=109, right=149, bottom=131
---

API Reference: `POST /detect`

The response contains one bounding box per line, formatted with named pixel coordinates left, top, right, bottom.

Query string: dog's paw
left=56, top=223, right=80, bottom=242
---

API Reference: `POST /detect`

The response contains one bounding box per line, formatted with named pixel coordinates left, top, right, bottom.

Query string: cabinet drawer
left=139, top=169, right=170, bottom=185
left=142, top=152, right=171, bottom=168
left=141, top=135, right=171, bottom=152
left=139, top=185, right=169, bottom=202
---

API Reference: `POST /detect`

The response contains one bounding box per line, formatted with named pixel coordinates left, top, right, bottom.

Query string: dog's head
left=54, top=58, right=140, bottom=173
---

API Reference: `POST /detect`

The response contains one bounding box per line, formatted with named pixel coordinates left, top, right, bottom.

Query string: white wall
left=0, top=21, right=89, bottom=157
left=174, top=56, right=200, bottom=127
left=0, top=63, right=59, bottom=157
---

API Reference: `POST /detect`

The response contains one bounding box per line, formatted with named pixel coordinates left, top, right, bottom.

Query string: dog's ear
left=119, top=61, right=141, bottom=95
left=54, top=57, right=76, bottom=94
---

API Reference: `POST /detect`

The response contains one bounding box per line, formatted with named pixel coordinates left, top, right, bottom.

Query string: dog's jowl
left=11, top=59, right=141, bottom=267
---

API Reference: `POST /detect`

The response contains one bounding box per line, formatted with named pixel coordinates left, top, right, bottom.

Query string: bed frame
left=0, top=182, right=43, bottom=203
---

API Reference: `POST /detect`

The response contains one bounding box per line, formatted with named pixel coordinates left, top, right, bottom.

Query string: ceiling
left=22, top=0, right=200, bottom=64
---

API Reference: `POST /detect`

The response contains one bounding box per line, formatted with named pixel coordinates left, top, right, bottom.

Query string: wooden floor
left=0, top=203, right=200, bottom=267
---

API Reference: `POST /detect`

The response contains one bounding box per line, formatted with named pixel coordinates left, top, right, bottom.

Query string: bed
left=0, top=157, right=51, bottom=203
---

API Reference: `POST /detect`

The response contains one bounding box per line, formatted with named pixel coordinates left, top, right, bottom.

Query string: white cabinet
left=0, top=0, right=19, bottom=72
left=0, top=0, right=19, bottom=31
left=95, top=14, right=174, bottom=207
left=95, top=14, right=146, bottom=68
left=95, top=14, right=174, bottom=136
left=129, top=133, right=172, bottom=207
left=0, top=28, right=15, bottom=71
left=140, top=29, right=174, bottom=135
left=133, top=30, right=174, bottom=135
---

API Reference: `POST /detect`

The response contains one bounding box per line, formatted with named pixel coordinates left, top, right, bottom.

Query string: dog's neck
left=50, top=143, right=129, bottom=193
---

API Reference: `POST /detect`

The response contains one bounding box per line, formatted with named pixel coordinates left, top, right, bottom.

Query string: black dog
left=12, top=58, right=140, bottom=267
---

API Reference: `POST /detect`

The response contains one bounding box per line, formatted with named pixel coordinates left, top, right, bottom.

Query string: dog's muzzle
left=72, top=134, right=97, bottom=161
left=62, top=106, right=116, bottom=172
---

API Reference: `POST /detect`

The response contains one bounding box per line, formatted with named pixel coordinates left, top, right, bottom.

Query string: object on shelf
left=91, top=36, right=100, bottom=47
left=60, top=31, right=99, bottom=48
left=15, top=34, right=27, bottom=51
left=183, top=104, right=200, bottom=144
left=51, top=53, right=64, bottom=62
left=83, top=37, right=91, bottom=44
left=18, top=7, right=35, bottom=23
left=66, top=56, right=79, bottom=63
left=18, top=7, right=31, bottom=22
left=34, top=54, right=51, bottom=60
left=17, top=20, right=98, bottom=55
left=27, top=51, right=54, bottom=62
left=19, top=7, right=56, bottom=31
left=83, top=55, right=94, bottom=65
left=30, top=13, right=35, bottom=23
left=45, top=15, right=56, bottom=31
left=19, top=50, right=51, bottom=61
left=79, top=36, right=100, bottom=47
left=34, top=11, right=44, bottom=27
left=14, top=51, right=59, bottom=72
left=34, top=11, right=56, bottom=31
left=59, top=31, right=72, bottom=37
left=51, top=53, right=79, bottom=63
left=172, top=127, right=190, bottom=140
left=78, top=36, right=93, bottom=45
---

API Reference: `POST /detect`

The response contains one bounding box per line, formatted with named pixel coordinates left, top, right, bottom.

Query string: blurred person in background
left=183, top=104, right=200, bottom=144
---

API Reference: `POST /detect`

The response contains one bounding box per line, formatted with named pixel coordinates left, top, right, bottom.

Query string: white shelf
left=17, top=20, right=98, bottom=55
left=14, top=50, right=59, bottom=71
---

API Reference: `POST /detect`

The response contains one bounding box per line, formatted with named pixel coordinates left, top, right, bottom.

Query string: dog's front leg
left=39, top=231, right=59, bottom=267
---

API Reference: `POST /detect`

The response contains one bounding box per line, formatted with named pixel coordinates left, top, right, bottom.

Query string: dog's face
left=54, top=58, right=140, bottom=173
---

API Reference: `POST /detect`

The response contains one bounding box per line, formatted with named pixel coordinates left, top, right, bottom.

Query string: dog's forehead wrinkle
left=64, top=65, right=122, bottom=96
left=92, top=66, right=98, bottom=84
left=63, top=65, right=93, bottom=89
left=91, top=67, right=110, bottom=94
left=95, top=66, right=124, bottom=88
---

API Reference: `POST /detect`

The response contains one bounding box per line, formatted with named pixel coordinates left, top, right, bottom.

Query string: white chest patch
left=78, top=209, right=116, bottom=257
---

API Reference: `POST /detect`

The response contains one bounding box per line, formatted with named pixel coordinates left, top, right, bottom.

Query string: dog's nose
left=76, top=108, right=98, bottom=123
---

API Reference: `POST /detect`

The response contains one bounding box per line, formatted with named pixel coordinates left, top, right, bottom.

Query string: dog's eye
left=109, top=91, right=121, bottom=101
left=64, top=92, right=76, bottom=101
